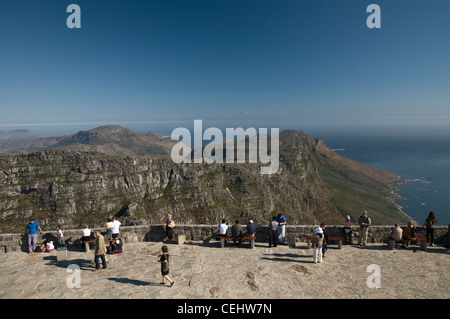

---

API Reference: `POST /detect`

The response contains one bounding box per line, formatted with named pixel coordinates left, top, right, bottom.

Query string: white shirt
left=111, top=220, right=121, bottom=234
left=82, top=228, right=91, bottom=236
left=218, top=223, right=228, bottom=235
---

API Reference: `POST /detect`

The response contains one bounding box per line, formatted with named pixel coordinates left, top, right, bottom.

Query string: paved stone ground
left=0, top=240, right=448, bottom=299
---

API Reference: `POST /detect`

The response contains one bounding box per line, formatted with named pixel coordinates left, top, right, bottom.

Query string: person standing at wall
left=423, top=211, right=437, bottom=246
left=56, top=225, right=64, bottom=247
left=111, top=217, right=121, bottom=239
left=22, top=218, right=44, bottom=254
left=268, top=216, right=279, bottom=248
left=343, top=215, right=352, bottom=245
left=276, top=213, right=287, bottom=244
left=166, top=214, right=175, bottom=242
left=358, top=211, right=372, bottom=248
left=313, top=227, right=324, bottom=263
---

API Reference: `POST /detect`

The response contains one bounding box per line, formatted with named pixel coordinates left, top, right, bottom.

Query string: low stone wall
left=1, top=224, right=448, bottom=253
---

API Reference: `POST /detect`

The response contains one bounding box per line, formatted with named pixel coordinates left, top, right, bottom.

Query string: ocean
left=315, top=133, right=450, bottom=226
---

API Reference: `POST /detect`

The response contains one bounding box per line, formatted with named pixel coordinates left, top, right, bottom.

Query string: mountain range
left=0, top=125, right=409, bottom=233
left=0, top=125, right=177, bottom=156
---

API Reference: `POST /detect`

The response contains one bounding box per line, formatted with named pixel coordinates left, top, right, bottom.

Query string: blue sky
left=1, top=0, right=450, bottom=135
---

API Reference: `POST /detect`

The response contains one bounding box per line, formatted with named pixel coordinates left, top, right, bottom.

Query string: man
left=22, top=218, right=44, bottom=253
left=247, top=220, right=256, bottom=237
left=231, top=220, right=243, bottom=246
left=93, top=231, right=107, bottom=271
left=320, top=223, right=328, bottom=259
left=358, top=211, right=372, bottom=247
left=111, top=217, right=121, bottom=239
left=276, top=213, right=287, bottom=244
left=401, top=221, right=417, bottom=248
left=218, top=219, right=228, bottom=236
left=268, top=216, right=279, bottom=248
left=389, top=224, right=403, bottom=248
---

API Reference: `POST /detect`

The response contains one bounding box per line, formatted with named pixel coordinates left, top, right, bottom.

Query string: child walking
left=156, top=245, right=174, bottom=287
left=313, top=227, right=324, bottom=263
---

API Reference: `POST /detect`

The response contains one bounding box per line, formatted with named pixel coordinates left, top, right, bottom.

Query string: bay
left=316, top=134, right=450, bottom=225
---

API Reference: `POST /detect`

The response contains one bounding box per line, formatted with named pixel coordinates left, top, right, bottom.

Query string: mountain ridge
left=0, top=125, right=177, bottom=156
left=0, top=125, right=409, bottom=232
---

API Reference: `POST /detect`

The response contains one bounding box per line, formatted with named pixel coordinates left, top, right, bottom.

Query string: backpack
left=410, top=226, right=418, bottom=238
left=107, top=238, right=123, bottom=254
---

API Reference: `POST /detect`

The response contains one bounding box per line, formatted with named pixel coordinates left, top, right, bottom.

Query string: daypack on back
left=410, top=226, right=418, bottom=238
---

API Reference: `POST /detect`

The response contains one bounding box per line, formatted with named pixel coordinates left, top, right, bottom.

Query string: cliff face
left=0, top=129, right=406, bottom=233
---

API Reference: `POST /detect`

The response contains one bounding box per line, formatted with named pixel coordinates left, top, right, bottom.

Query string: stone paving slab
left=0, top=241, right=449, bottom=299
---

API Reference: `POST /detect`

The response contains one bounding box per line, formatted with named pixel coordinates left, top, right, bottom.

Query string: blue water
left=315, top=134, right=450, bottom=226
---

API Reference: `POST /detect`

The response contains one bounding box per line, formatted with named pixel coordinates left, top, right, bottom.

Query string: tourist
left=401, top=221, right=417, bottom=248
left=320, top=223, right=328, bottom=259
left=246, top=220, right=256, bottom=237
left=46, top=240, right=55, bottom=252
left=218, top=219, right=228, bottom=236
left=313, top=227, right=324, bottom=264
left=166, top=214, right=175, bottom=242
left=81, top=225, right=92, bottom=246
left=276, top=213, right=287, bottom=244
left=268, top=216, right=278, bottom=248
left=358, top=211, right=372, bottom=247
left=22, top=217, right=44, bottom=254
left=56, top=225, right=64, bottom=247
left=39, top=239, right=54, bottom=252
left=423, top=211, right=437, bottom=246
left=343, top=215, right=352, bottom=244
left=93, top=231, right=107, bottom=271
left=388, top=224, right=403, bottom=248
left=111, top=217, right=121, bottom=239
left=157, top=245, right=174, bottom=287
left=231, top=220, right=243, bottom=246
left=105, top=218, right=113, bottom=239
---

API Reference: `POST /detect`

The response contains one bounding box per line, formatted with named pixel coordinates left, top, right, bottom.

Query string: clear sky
left=1, top=0, right=450, bottom=135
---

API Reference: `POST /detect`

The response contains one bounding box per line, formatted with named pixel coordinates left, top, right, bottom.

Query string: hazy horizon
left=2, top=1, right=450, bottom=132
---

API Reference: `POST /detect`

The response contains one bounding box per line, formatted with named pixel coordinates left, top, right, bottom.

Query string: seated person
left=231, top=220, right=243, bottom=246
left=218, top=219, right=228, bottom=237
left=388, top=224, right=403, bottom=248
left=81, top=225, right=93, bottom=247
left=401, top=221, right=417, bottom=248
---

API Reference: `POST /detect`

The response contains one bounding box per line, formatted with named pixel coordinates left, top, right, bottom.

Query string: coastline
left=389, top=176, right=417, bottom=224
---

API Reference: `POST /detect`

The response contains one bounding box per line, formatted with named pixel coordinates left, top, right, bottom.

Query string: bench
left=306, top=235, right=343, bottom=249
left=218, top=235, right=256, bottom=249
left=402, top=237, right=427, bottom=251
left=83, top=238, right=118, bottom=253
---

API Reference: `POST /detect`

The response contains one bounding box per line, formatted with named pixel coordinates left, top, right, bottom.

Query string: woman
left=343, top=215, right=352, bottom=244
left=166, top=214, right=175, bottom=242
left=423, top=211, right=437, bottom=246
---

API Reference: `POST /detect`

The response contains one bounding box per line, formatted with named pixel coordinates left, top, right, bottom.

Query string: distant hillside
left=0, top=125, right=177, bottom=156
left=0, top=126, right=409, bottom=233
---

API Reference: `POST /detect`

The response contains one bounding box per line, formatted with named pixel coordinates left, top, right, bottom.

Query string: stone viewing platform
left=1, top=224, right=448, bottom=253
left=0, top=224, right=449, bottom=299
left=0, top=241, right=448, bottom=299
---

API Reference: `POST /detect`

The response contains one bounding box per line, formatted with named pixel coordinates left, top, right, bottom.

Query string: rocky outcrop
left=0, top=129, right=407, bottom=233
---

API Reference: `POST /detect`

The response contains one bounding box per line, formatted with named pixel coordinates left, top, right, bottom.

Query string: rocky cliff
left=0, top=129, right=408, bottom=233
